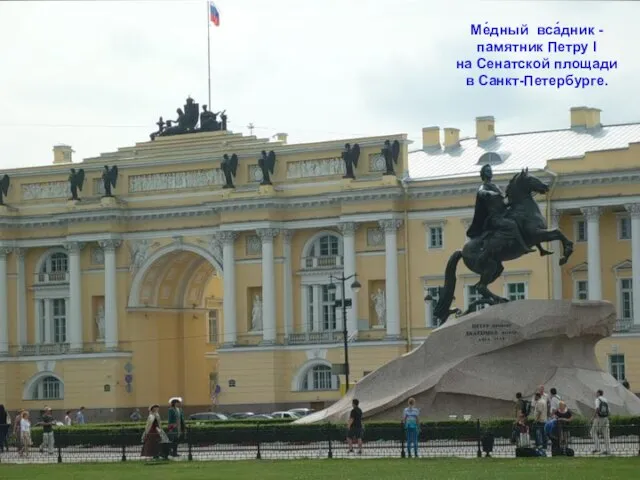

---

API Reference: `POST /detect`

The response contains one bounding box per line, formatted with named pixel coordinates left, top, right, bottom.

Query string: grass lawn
left=1, top=458, right=638, bottom=480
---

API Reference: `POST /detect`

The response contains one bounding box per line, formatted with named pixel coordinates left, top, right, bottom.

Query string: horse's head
left=506, top=168, right=549, bottom=202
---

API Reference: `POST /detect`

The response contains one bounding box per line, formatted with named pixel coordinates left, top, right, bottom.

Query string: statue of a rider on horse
left=428, top=163, right=574, bottom=326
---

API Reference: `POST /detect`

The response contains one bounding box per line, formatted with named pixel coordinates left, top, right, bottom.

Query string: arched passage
left=128, top=242, right=222, bottom=308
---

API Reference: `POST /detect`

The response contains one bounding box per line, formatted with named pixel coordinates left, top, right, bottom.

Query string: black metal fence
left=1, top=420, right=639, bottom=463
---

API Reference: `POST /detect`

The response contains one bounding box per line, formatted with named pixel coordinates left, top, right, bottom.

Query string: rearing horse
left=431, top=169, right=574, bottom=325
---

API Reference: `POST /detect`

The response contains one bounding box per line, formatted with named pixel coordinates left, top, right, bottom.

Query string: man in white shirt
left=533, top=392, right=548, bottom=449
left=532, top=385, right=550, bottom=417
left=591, top=389, right=611, bottom=455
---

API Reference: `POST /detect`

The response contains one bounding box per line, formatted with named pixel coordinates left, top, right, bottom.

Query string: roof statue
left=68, top=168, right=85, bottom=201
left=341, top=143, right=360, bottom=180
left=101, top=165, right=118, bottom=197
left=0, top=174, right=9, bottom=205
left=428, top=164, right=574, bottom=325
left=381, top=139, right=400, bottom=175
left=150, top=97, right=228, bottom=141
left=221, top=153, right=239, bottom=189
left=258, top=150, right=276, bottom=186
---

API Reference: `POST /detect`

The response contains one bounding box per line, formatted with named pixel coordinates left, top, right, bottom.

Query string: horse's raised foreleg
left=529, top=228, right=574, bottom=265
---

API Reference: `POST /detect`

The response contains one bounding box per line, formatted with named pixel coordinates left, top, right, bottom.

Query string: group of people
left=141, top=397, right=186, bottom=461
left=0, top=405, right=70, bottom=457
left=515, top=385, right=612, bottom=455
left=346, top=397, right=421, bottom=457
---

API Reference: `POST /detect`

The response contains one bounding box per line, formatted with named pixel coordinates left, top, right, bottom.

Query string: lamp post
left=328, top=274, right=361, bottom=392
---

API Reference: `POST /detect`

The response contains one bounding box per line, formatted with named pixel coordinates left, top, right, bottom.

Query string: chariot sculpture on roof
left=150, top=96, right=229, bottom=140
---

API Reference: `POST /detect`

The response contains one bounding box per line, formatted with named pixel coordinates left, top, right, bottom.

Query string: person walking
left=19, top=411, right=32, bottom=457
left=402, top=398, right=420, bottom=458
left=0, top=405, right=9, bottom=453
left=347, top=398, right=364, bottom=455
left=591, top=389, right=611, bottom=455
left=39, top=407, right=55, bottom=455
left=141, top=404, right=170, bottom=460
left=167, top=397, right=185, bottom=457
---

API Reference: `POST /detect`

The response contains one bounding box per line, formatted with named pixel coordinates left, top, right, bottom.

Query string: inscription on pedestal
left=465, top=322, right=518, bottom=344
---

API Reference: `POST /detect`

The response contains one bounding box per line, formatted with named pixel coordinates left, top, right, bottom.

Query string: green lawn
left=1, top=458, right=638, bottom=480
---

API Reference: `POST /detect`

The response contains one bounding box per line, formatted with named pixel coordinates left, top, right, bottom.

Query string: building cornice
left=0, top=167, right=638, bottom=230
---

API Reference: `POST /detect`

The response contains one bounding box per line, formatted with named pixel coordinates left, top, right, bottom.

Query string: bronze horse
left=431, top=169, right=574, bottom=324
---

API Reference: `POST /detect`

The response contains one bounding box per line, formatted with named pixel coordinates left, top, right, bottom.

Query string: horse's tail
left=433, top=250, right=463, bottom=324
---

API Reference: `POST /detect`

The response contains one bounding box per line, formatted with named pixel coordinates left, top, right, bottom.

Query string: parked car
left=250, top=414, right=274, bottom=420
left=228, top=412, right=255, bottom=419
left=288, top=408, right=315, bottom=417
left=189, top=412, right=229, bottom=421
left=271, top=411, right=301, bottom=419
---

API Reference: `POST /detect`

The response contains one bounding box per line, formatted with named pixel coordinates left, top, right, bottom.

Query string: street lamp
left=328, top=274, right=361, bottom=392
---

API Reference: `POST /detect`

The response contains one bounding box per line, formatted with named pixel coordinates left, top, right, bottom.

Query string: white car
left=288, top=408, right=315, bottom=417
left=271, top=411, right=301, bottom=419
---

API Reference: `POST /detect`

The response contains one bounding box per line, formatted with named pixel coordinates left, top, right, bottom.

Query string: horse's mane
left=505, top=168, right=528, bottom=200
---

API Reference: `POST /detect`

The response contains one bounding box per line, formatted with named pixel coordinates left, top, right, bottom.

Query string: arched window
left=31, top=376, right=64, bottom=400
left=301, top=365, right=339, bottom=391
left=303, top=233, right=343, bottom=269
left=39, top=252, right=69, bottom=282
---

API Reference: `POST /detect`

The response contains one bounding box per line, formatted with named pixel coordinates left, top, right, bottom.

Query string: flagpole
left=206, top=1, right=212, bottom=108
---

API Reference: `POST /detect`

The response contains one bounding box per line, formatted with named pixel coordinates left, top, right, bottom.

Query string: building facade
left=0, top=106, right=639, bottom=417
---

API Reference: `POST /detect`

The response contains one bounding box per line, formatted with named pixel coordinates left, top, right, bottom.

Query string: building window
left=321, top=285, right=337, bottom=331
left=425, top=286, right=440, bottom=327
left=39, top=252, right=69, bottom=282
left=575, top=220, right=587, bottom=242
left=305, top=234, right=343, bottom=268
left=575, top=280, right=588, bottom=300
left=619, top=278, right=633, bottom=320
left=609, top=354, right=626, bottom=381
left=32, top=376, right=63, bottom=400
left=52, top=299, right=67, bottom=344
left=307, top=285, right=315, bottom=331
left=506, top=282, right=527, bottom=301
left=208, top=310, right=218, bottom=344
left=301, top=364, right=338, bottom=391
left=619, top=217, right=631, bottom=240
left=466, top=285, right=486, bottom=311
left=428, top=226, right=443, bottom=249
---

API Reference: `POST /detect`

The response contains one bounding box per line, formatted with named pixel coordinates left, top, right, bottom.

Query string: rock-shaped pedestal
left=296, top=300, right=640, bottom=424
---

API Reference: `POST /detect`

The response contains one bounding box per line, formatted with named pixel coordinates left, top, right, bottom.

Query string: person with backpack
left=515, top=392, right=532, bottom=420
left=591, top=389, right=611, bottom=455
left=402, top=398, right=420, bottom=458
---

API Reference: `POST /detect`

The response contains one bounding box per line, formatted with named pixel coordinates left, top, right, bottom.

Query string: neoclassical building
left=0, top=105, right=639, bottom=417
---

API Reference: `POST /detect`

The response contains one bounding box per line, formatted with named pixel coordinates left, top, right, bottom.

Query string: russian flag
left=209, top=1, right=220, bottom=26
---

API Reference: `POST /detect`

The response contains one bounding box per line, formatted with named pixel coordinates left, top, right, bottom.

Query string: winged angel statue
left=381, top=139, right=401, bottom=175
left=341, top=143, right=361, bottom=179
left=258, top=150, right=277, bottom=186
left=221, top=153, right=239, bottom=189
left=0, top=174, right=10, bottom=205
left=68, top=168, right=85, bottom=201
left=102, top=165, right=119, bottom=197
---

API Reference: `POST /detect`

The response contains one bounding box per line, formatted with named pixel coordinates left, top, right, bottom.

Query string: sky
left=0, top=0, right=638, bottom=170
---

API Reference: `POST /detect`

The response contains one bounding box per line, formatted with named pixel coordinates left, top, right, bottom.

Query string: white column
left=282, top=231, right=294, bottom=337
left=64, top=241, right=85, bottom=351
left=99, top=240, right=121, bottom=350
left=550, top=209, right=563, bottom=300
left=220, top=231, right=238, bottom=346
left=313, top=286, right=321, bottom=331
left=0, top=248, right=10, bottom=355
left=338, top=222, right=359, bottom=336
left=257, top=228, right=279, bottom=344
left=581, top=207, right=602, bottom=300
left=379, top=219, right=402, bottom=338
left=15, top=248, right=27, bottom=347
left=625, top=204, right=640, bottom=326
left=44, top=299, right=52, bottom=344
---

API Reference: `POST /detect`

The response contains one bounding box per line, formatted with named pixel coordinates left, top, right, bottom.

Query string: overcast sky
left=0, top=0, right=638, bottom=170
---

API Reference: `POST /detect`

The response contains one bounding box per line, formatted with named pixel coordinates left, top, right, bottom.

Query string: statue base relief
left=295, top=300, right=640, bottom=424
left=221, top=189, right=234, bottom=199
left=340, top=178, right=354, bottom=189
left=66, top=199, right=80, bottom=208
left=380, top=174, right=398, bottom=186
left=100, top=196, right=118, bottom=207
left=258, top=185, right=275, bottom=196
left=0, top=204, right=17, bottom=214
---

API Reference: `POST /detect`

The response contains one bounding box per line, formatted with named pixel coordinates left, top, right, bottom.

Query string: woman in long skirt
left=141, top=404, right=169, bottom=460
